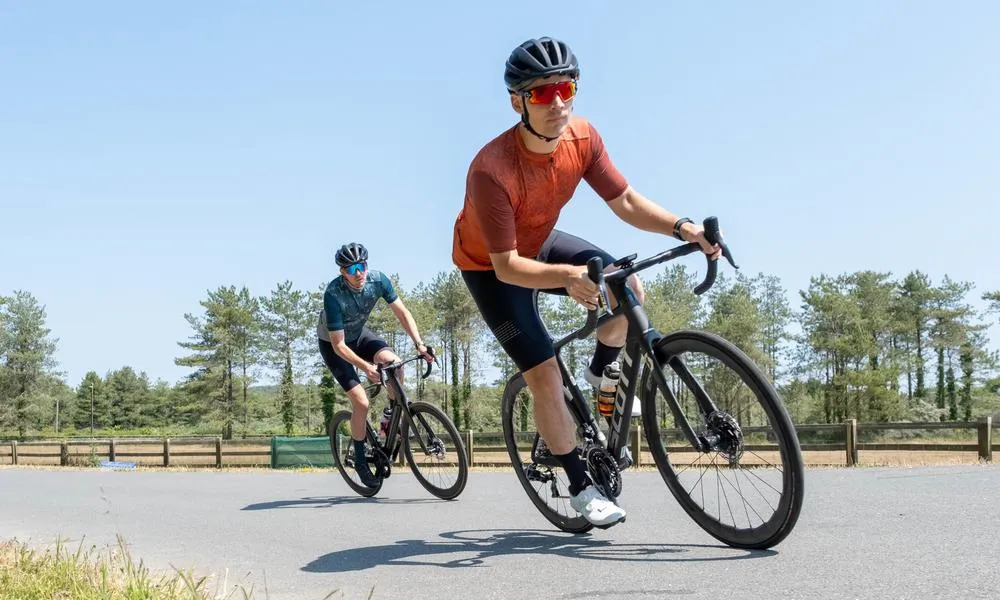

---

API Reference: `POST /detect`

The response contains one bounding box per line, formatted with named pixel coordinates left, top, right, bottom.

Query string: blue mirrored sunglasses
left=345, top=262, right=366, bottom=276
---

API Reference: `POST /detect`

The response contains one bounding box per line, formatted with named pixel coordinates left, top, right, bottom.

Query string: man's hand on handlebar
left=362, top=362, right=381, bottom=383
left=678, top=221, right=722, bottom=261
left=416, top=342, right=434, bottom=364
left=565, top=266, right=600, bottom=310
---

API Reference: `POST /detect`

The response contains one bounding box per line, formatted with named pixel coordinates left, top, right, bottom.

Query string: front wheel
left=640, top=330, right=805, bottom=549
left=402, top=401, right=469, bottom=500
left=501, top=372, right=594, bottom=534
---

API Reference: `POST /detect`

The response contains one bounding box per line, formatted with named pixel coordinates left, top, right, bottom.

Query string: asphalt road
left=1, top=465, right=998, bottom=600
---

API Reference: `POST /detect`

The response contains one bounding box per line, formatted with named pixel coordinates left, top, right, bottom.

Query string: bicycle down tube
left=378, top=352, right=437, bottom=460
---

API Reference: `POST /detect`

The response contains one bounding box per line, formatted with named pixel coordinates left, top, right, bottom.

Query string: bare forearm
left=494, top=254, right=576, bottom=289
left=398, top=309, right=423, bottom=346
left=330, top=337, right=370, bottom=370
left=611, top=187, right=682, bottom=237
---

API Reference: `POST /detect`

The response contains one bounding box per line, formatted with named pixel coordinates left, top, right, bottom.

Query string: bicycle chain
left=584, top=446, right=622, bottom=500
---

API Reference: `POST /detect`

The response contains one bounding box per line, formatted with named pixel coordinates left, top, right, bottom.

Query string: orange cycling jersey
left=451, top=116, right=629, bottom=271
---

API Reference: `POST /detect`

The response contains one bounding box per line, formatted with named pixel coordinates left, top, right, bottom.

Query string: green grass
left=0, top=535, right=262, bottom=599
left=0, top=535, right=371, bottom=599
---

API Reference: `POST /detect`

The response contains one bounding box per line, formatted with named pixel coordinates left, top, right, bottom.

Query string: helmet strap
left=519, top=97, right=560, bottom=143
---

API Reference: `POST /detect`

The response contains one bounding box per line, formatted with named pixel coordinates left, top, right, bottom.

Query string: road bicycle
left=500, top=217, right=805, bottom=549
left=328, top=347, right=469, bottom=500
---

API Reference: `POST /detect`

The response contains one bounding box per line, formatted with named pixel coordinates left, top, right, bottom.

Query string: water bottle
left=379, top=406, right=392, bottom=440
left=597, top=361, right=621, bottom=418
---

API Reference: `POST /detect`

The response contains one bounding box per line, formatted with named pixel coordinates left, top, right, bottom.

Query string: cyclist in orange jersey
left=452, top=36, right=720, bottom=528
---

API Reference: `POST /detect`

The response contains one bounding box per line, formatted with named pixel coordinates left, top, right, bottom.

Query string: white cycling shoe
left=570, top=484, right=627, bottom=529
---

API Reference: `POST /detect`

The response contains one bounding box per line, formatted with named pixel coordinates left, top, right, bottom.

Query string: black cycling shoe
left=355, top=462, right=381, bottom=488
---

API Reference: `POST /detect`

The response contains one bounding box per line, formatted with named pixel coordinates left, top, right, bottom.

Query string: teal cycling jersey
left=316, top=269, right=398, bottom=343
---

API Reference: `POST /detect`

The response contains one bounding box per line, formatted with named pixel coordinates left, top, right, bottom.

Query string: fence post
left=979, top=416, right=993, bottom=462
left=466, top=430, right=474, bottom=467
left=109, top=439, right=116, bottom=462
left=11, top=441, right=16, bottom=465
left=215, top=437, right=222, bottom=468
left=60, top=442, right=69, bottom=466
left=163, top=438, right=170, bottom=467
left=631, top=427, right=641, bottom=467
left=844, top=419, right=858, bottom=466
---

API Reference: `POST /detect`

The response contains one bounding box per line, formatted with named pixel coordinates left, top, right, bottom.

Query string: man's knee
left=522, top=358, right=564, bottom=398
left=604, top=268, right=645, bottom=311
left=374, top=348, right=398, bottom=366
left=346, top=385, right=370, bottom=409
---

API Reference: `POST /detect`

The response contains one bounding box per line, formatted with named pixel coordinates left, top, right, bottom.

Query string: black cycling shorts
left=318, top=326, right=390, bottom=392
left=461, top=229, right=616, bottom=373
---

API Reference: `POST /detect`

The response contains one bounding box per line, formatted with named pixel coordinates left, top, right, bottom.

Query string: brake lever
left=598, top=281, right=611, bottom=315
left=719, top=241, right=739, bottom=270
left=586, top=256, right=612, bottom=317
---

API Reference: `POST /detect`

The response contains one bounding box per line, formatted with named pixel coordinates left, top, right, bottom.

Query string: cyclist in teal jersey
left=318, top=242, right=433, bottom=487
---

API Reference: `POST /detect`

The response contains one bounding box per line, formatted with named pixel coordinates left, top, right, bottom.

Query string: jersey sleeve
left=469, top=169, right=518, bottom=253
left=380, top=272, right=399, bottom=303
left=324, top=289, right=345, bottom=333
left=583, top=122, right=629, bottom=201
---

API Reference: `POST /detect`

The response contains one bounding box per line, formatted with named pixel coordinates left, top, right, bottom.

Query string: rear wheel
left=640, top=330, right=804, bottom=549
left=328, top=410, right=382, bottom=498
left=501, top=372, right=594, bottom=534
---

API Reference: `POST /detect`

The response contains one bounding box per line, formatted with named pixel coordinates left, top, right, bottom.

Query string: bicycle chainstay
left=371, top=445, right=392, bottom=479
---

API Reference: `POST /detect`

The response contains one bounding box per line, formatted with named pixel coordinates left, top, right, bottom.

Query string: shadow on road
left=241, top=495, right=443, bottom=511
left=301, top=528, right=776, bottom=573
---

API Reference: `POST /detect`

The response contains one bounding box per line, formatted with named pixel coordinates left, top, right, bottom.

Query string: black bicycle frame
left=366, top=352, right=436, bottom=462
left=539, top=217, right=739, bottom=458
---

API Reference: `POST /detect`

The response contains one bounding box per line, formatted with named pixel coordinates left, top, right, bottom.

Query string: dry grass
left=0, top=536, right=371, bottom=600
left=0, top=535, right=257, bottom=599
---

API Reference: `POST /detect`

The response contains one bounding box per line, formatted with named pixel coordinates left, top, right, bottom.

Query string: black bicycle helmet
left=335, top=242, right=368, bottom=267
left=504, top=36, right=579, bottom=92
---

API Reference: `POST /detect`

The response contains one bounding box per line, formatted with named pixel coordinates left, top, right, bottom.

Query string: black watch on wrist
left=673, top=217, right=693, bottom=240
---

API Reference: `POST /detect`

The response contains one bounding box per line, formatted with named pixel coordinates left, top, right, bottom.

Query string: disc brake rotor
left=706, top=410, right=744, bottom=465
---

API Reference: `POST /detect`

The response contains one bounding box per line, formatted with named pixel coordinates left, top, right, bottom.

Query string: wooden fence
left=0, top=417, right=994, bottom=469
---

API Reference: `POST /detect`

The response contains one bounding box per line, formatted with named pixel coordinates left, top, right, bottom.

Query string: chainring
left=584, top=446, right=622, bottom=499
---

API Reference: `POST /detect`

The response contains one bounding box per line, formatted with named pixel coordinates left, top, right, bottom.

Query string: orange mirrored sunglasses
left=524, top=80, right=578, bottom=105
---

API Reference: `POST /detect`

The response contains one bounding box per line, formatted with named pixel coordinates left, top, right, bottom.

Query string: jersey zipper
left=548, top=154, right=557, bottom=201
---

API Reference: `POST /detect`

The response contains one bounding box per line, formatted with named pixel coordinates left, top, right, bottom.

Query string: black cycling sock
left=353, top=439, right=367, bottom=466
left=555, top=450, right=591, bottom=496
left=589, top=340, right=623, bottom=378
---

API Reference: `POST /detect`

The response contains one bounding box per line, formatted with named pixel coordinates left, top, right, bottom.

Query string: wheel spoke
left=641, top=331, right=804, bottom=549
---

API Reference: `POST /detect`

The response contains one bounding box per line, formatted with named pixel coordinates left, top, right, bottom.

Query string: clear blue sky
left=2, top=1, right=998, bottom=388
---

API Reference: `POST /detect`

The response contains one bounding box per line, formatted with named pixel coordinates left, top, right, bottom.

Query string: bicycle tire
left=328, top=410, right=381, bottom=498
left=640, top=329, right=805, bottom=549
left=402, top=401, right=469, bottom=500
left=501, top=372, right=594, bottom=534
